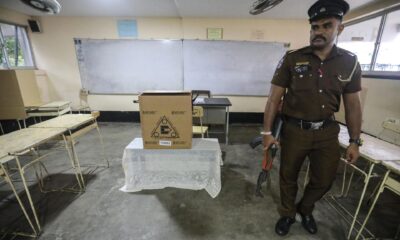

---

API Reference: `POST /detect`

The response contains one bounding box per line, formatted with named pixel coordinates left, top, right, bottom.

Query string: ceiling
left=0, top=0, right=376, bottom=19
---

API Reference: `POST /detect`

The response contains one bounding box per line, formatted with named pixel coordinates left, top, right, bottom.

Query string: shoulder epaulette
left=286, top=46, right=307, bottom=55
left=286, top=49, right=299, bottom=54
left=337, top=46, right=356, bottom=58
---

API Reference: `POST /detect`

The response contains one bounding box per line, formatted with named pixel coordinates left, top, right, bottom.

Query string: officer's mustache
left=313, top=36, right=326, bottom=42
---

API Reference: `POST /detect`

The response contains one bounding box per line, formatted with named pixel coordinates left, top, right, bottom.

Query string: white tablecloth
left=120, top=138, right=222, bottom=198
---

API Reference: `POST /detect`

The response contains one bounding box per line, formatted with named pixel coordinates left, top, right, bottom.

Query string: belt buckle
left=310, top=121, right=324, bottom=130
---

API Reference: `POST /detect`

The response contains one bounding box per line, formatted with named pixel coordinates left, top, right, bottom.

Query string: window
left=338, top=17, right=381, bottom=71
left=337, top=7, right=400, bottom=78
left=0, top=22, right=34, bottom=69
left=374, top=10, right=400, bottom=72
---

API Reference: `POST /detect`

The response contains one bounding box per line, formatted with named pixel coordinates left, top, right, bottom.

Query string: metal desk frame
left=354, top=160, right=400, bottom=240
left=193, top=97, right=231, bottom=145
left=0, top=128, right=82, bottom=237
left=323, top=124, right=400, bottom=240
left=30, top=114, right=109, bottom=189
left=0, top=156, right=38, bottom=238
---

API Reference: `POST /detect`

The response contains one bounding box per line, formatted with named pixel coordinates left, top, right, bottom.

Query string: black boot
left=299, top=213, right=318, bottom=234
left=275, top=216, right=296, bottom=236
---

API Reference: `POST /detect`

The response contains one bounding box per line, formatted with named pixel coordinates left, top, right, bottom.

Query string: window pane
left=374, top=10, right=400, bottom=71
left=338, top=17, right=382, bottom=71
left=17, top=26, right=34, bottom=67
left=0, top=23, right=34, bottom=68
left=0, top=23, right=17, bottom=67
left=0, top=35, right=6, bottom=69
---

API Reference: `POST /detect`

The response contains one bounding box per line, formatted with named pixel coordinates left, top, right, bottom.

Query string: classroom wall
left=27, top=15, right=310, bottom=113
left=361, top=78, right=400, bottom=137
left=0, top=7, right=27, bottom=25
left=1, top=7, right=399, bottom=138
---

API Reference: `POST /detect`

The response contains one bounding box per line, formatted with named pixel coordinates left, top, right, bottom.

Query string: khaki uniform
left=271, top=45, right=361, bottom=217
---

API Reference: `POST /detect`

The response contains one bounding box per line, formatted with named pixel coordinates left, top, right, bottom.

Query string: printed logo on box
left=151, top=116, right=179, bottom=139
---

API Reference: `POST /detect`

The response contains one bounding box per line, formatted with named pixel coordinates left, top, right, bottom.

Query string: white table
left=120, top=138, right=222, bottom=198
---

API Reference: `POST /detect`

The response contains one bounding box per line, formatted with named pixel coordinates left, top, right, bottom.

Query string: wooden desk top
left=30, top=114, right=94, bottom=130
left=38, top=101, right=71, bottom=110
left=0, top=128, right=65, bottom=163
left=339, top=124, right=400, bottom=163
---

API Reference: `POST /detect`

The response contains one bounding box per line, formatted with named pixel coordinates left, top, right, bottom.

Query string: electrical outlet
left=382, top=118, right=400, bottom=133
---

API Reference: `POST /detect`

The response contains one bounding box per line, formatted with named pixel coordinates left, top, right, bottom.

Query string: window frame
left=342, top=4, right=400, bottom=80
left=0, top=20, right=36, bottom=69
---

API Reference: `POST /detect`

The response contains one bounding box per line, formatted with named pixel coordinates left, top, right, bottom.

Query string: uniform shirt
left=271, top=45, right=361, bottom=121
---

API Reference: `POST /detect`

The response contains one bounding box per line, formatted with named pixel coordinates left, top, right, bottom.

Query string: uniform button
left=321, top=105, right=325, bottom=108
left=319, top=89, right=323, bottom=93
left=321, top=62, right=324, bottom=65
left=300, top=74, right=303, bottom=78
left=309, top=74, right=313, bottom=77
left=319, top=75, right=323, bottom=78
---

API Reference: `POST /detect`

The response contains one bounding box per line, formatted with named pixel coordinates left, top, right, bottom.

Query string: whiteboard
left=75, top=39, right=183, bottom=94
left=75, top=39, right=286, bottom=95
left=183, top=40, right=286, bottom=96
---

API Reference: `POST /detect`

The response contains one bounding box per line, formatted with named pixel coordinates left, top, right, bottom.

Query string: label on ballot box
left=139, top=91, right=192, bottom=149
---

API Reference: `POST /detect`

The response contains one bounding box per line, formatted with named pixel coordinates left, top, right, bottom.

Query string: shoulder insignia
left=287, top=48, right=300, bottom=55
left=296, top=61, right=310, bottom=66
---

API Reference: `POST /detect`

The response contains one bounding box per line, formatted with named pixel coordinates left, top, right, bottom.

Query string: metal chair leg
left=347, top=163, right=375, bottom=240
left=14, top=156, right=41, bottom=232
left=95, top=122, right=109, bottom=168
left=64, top=134, right=85, bottom=191
left=345, top=168, right=355, bottom=197
left=355, top=170, right=390, bottom=240
left=340, top=161, right=348, bottom=197
left=1, top=164, right=38, bottom=237
left=69, top=135, right=85, bottom=189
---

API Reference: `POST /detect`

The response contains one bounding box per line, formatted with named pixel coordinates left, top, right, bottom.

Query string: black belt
left=284, top=115, right=335, bottom=130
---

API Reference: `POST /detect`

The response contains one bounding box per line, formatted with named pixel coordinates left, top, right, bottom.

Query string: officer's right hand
left=263, top=135, right=279, bottom=151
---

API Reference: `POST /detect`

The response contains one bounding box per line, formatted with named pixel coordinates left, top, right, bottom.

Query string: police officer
left=262, top=0, right=363, bottom=236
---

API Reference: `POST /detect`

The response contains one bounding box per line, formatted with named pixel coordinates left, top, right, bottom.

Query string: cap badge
left=319, top=7, right=326, bottom=12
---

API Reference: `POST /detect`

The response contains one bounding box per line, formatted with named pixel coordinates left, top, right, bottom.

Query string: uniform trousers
left=278, top=120, right=341, bottom=217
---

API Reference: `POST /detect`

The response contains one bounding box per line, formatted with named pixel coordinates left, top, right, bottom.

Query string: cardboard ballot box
left=139, top=91, right=192, bottom=149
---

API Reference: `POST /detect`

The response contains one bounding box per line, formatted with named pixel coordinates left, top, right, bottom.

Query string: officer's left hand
left=346, top=144, right=360, bottom=164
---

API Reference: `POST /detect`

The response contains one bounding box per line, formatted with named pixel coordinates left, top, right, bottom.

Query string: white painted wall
left=27, top=15, right=310, bottom=113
